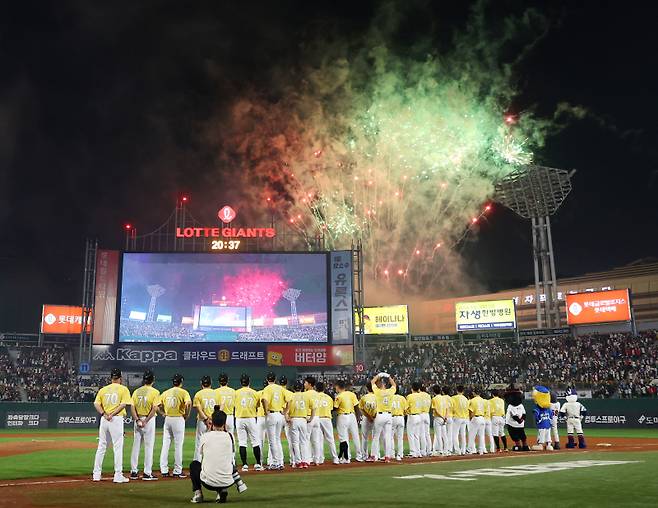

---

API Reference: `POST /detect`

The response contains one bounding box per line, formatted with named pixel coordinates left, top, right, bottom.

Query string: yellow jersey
left=372, top=385, right=396, bottom=412
left=256, top=390, right=265, bottom=417
left=288, top=391, right=310, bottom=418
left=489, top=397, right=505, bottom=417
left=305, top=389, right=321, bottom=416
left=451, top=393, right=469, bottom=419
left=334, top=391, right=358, bottom=414
left=234, top=387, right=259, bottom=418
left=262, top=383, right=287, bottom=412
left=193, top=388, right=217, bottom=420
left=391, top=394, right=408, bottom=417
left=468, top=396, right=487, bottom=417
left=484, top=399, right=492, bottom=420
left=431, top=394, right=448, bottom=418
left=160, top=386, right=192, bottom=417
left=215, top=386, right=236, bottom=414
left=316, top=392, right=334, bottom=418
left=443, top=394, right=454, bottom=418
left=406, top=392, right=426, bottom=415
left=95, top=383, right=131, bottom=417
left=359, top=393, right=377, bottom=418
left=420, top=392, right=432, bottom=412
left=131, top=385, right=160, bottom=417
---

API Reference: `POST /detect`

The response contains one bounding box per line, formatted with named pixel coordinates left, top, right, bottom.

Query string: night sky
left=2, top=1, right=657, bottom=332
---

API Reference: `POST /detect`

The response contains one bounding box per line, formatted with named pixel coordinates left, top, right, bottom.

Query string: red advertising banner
left=565, top=289, right=631, bottom=325
left=93, top=250, right=120, bottom=345
left=41, top=305, right=91, bottom=334
left=266, top=345, right=353, bottom=367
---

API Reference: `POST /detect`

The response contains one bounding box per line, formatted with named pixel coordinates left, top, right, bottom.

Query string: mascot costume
left=531, top=386, right=553, bottom=451
left=560, top=388, right=587, bottom=449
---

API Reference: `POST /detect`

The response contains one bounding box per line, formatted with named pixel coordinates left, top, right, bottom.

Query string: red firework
left=221, top=267, right=289, bottom=319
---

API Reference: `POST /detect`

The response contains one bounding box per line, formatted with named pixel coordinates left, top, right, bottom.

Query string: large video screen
left=118, top=253, right=329, bottom=343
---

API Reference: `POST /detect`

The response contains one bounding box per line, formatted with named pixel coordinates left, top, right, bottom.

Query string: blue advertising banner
left=330, top=251, right=353, bottom=345
left=91, top=343, right=267, bottom=368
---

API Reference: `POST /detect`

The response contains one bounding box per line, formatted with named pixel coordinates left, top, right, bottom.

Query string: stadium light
left=282, top=288, right=302, bottom=325
left=494, top=165, right=575, bottom=328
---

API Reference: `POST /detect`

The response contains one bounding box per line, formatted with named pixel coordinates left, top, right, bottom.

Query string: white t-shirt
left=505, top=403, right=525, bottom=428
left=200, top=431, right=235, bottom=487
left=549, top=401, right=561, bottom=423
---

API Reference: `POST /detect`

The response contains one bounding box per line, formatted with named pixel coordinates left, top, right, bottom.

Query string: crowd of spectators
left=358, top=331, right=658, bottom=398
left=0, top=347, right=20, bottom=401
left=119, top=319, right=202, bottom=341
left=14, top=346, right=85, bottom=402
left=238, top=324, right=327, bottom=342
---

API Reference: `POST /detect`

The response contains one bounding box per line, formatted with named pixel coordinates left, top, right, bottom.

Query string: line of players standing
left=92, top=368, right=562, bottom=483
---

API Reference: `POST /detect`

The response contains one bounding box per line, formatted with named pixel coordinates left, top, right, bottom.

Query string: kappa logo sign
left=395, top=460, right=641, bottom=481
left=93, top=348, right=177, bottom=363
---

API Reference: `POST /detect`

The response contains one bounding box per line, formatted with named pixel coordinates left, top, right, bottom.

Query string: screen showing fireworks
left=118, top=252, right=329, bottom=343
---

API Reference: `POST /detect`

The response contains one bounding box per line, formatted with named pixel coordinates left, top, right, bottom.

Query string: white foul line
left=0, top=479, right=85, bottom=488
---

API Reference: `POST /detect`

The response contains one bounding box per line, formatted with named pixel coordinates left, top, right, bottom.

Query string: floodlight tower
left=146, top=284, right=166, bottom=322
left=494, top=165, right=575, bottom=328
left=282, top=288, right=302, bottom=325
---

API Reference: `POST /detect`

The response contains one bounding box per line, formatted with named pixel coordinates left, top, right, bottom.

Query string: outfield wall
left=1, top=399, right=658, bottom=430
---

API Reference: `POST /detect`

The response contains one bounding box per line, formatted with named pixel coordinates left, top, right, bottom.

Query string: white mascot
left=559, top=388, right=587, bottom=449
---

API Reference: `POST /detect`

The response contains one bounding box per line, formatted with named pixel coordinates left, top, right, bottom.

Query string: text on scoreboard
left=455, top=299, right=516, bottom=331
left=355, top=305, right=409, bottom=335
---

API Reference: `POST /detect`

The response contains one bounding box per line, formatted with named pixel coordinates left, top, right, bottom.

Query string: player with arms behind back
left=215, top=373, right=236, bottom=435
left=371, top=372, right=396, bottom=463
left=160, top=373, right=192, bottom=478
left=234, top=374, right=264, bottom=472
left=359, top=383, right=377, bottom=460
left=334, top=380, right=363, bottom=463
left=92, top=368, right=132, bottom=483
left=129, top=370, right=160, bottom=480
left=391, top=391, right=408, bottom=461
left=193, top=376, right=216, bottom=461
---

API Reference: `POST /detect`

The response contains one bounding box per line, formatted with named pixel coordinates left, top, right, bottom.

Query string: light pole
left=495, top=165, right=575, bottom=328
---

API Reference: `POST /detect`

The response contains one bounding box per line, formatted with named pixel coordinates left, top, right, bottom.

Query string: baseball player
left=160, top=373, right=192, bottom=478
left=390, top=392, right=407, bottom=461
left=284, top=381, right=313, bottom=468
left=431, top=385, right=448, bottom=456
left=451, top=385, right=469, bottom=455
left=193, top=376, right=216, bottom=462
left=370, top=373, right=396, bottom=462
left=359, top=383, right=377, bottom=460
left=489, top=389, right=507, bottom=452
left=261, top=372, right=288, bottom=470
left=482, top=391, right=495, bottom=453
left=549, top=392, right=561, bottom=449
left=334, top=380, right=363, bottom=463
left=234, top=374, right=263, bottom=471
left=255, top=380, right=268, bottom=465
left=92, top=368, right=132, bottom=483
left=419, top=386, right=432, bottom=457
left=279, top=375, right=294, bottom=465
left=442, top=386, right=454, bottom=455
left=314, top=382, right=340, bottom=465
left=215, top=374, right=236, bottom=435
left=467, top=387, right=487, bottom=455
left=129, top=370, right=160, bottom=480
left=406, top=382, right=424, bottom=458
left=560, top=388, right=587, bottom=449
left=303, top=376, right=322, bottom=465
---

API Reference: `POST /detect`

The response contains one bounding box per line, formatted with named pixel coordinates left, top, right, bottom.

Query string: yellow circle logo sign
left=218, top=349, right=230, bottom=362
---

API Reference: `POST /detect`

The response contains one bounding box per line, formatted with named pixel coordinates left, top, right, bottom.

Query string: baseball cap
left=240, top=374, right=250, bottom=386
left=143, top=370, right=154, bottom=383
left=278, top=375, right=288, bottom=386
left=110, top=368, right=122, bottom=379
left=266, top=371, right=276, bottom=382
left=218, top=373, right=228, bottom=384
left=201, top=375, right=212, bottom=386
left=293, top=381, right=303, bottom=392
left=172, top=373, right=184, bottom=385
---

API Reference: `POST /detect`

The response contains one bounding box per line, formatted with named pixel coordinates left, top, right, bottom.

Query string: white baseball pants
left=537, top=428, right=552, bottom=444
left=407, top=414, right=422, bottom=457
left=93, top=415, right=125, bottom=479
left=236, top=417, right=260, bottom=447
left=266, top=412, right=285, bottom=467
left=491, top=416, right=505, bottom=437
left=360, top=417, right=374, bottom=458
left=315, top=417, right=338, bottom=463
left=452, top=417, right=468, bottom=454
left=130, top=417, right=155, bottom=474
left=484, top=420, right=495, bottom=452
left=445, top=417, right=454, bottom=452
left=432, top=416, right=448, bottom=455
left=336, top=413, right=362, bottom=460
left=160, top=416, right=185, bottom=474
left=372, top=413, right=392, bottom=459
left=468, top=416, right=486, bottom=453
left=306, top=416, right=321, bottom=463
left=193, top=419, right=209, bottom=462
left=225, top=415, right=235, bottom=434
left=566, top=417, right=583, bottom=434
left=284, top=420, right=293, bottom=464
left=391, top=415, right=405, bottom=458
left=289, top=418, right=309, bottom=465
left=420, top=413, right=431, bottom=456
left=551, top=420, right=560, bottom=442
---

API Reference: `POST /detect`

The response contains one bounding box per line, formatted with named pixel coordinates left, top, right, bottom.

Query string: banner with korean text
left=266, top=345, right=353, bottom=367
left=565, top=289, right=631, bottom=325
left=330, top=251, right=354, bottom=344
left=455, top=299, right=516, bottom=331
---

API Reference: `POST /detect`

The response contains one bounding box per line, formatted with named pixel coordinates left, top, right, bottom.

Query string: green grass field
left=1, top=428, right=657, bottom=507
